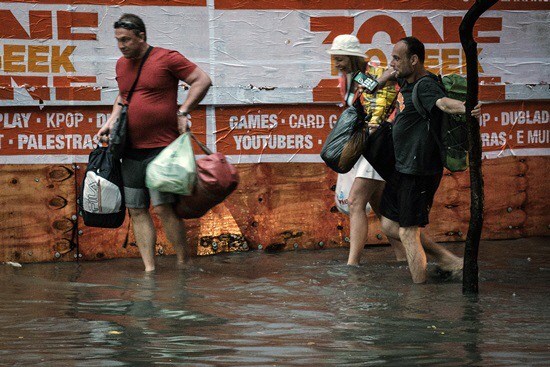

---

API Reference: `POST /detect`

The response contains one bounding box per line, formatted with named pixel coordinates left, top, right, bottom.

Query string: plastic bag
left=145, top=132, right=197, bottom=195
left=321, top=106, right=367, bottom=173
left=334, top=163, right=371, bottom=216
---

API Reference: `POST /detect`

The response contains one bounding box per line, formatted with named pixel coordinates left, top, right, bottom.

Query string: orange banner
left=0, top=103, right=548, bottom=163
left=215, top=0, right=550, bottom=10
left=0, top=106, right=207, bottom=158
left=1, top=0, right=205, bottom=5
left=479, top=101, right=550, bottom=157
left=215, top=105, right=338, bottom=157
left=3, top=0, right=548, bottom=10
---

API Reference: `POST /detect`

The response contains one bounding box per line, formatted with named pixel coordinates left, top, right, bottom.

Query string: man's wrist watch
left=176, top=110, right=191, bottom=118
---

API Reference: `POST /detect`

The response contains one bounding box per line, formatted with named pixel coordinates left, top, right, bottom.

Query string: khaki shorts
left=121, top=147, right=177, bottom=209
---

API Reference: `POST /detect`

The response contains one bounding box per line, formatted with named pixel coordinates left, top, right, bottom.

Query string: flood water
left=1, top=237, right=549, bottom=366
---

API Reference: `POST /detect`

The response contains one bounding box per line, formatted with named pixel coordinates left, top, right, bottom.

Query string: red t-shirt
left=116, top=47, right=197, bottom=148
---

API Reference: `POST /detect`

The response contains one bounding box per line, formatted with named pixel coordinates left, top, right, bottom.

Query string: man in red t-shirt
left=97, top=13, right=211, bottom=272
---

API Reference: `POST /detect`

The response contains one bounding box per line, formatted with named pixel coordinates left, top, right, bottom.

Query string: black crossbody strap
left=126, top=46, right=153, bottom=103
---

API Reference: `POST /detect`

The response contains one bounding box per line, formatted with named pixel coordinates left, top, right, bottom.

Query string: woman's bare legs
left=347, top=178, right=372, bottom=265
left=347, top=177, right=407, bottom=265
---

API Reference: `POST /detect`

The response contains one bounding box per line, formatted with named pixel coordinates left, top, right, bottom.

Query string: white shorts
left=354, top=156, right=384, bottom=181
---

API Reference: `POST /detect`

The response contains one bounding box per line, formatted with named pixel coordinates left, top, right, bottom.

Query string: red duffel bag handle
left=190, top=132, right=213, bottom=155
left=174, top=133, right=239, bottom=219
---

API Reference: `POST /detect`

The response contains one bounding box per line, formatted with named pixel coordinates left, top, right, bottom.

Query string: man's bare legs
left=380, top=216, right=463, bottom=282
left=388, top=238, right=407, bottom=261
left=129, top=205, right=187, bottom=271
left=129, top=208, right=157, bottom=272
left=398, top=226, right=427, bottom=283
left=419, top=233, right=463, bottom=273
left=380, top=216, right=426, bottom=283
left=154, top=204, right=187, bottom=267
left=347, top=178, right=407, bottom=265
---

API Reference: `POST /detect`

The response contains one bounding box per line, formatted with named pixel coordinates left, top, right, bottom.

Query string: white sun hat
left=326, top=34, right=366, bottom=58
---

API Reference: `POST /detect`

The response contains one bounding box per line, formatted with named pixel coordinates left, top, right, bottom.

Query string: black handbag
left=109, top=46, right=153, bottom=160
left=362, top=119, right=395, bottom=182
left=320, top=96, right=367, bottom=173
left=362, top=92, right=399, bottom=181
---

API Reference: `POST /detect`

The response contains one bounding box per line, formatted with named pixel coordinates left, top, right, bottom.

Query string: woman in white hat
left=327, top=34, right=406, bottom=265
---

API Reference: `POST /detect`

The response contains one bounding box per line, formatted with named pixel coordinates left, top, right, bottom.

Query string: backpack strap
left=411, top=75, right=444, bottom=122
left=411, top=76, right=446, bottom=158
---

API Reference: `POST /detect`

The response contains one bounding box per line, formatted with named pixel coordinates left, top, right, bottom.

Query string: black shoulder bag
left=109, top=46, right=153, bottom=160
left=362, top=92, right=399, bottom=182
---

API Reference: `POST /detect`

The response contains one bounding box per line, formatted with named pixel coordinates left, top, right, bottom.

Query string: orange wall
left=1, top=155, right=548, bottom=264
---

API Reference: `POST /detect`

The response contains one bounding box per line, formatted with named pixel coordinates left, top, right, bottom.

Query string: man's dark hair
left=399, top=37, right=425, bottom=63
left=114, top=13, right=146, bottom=41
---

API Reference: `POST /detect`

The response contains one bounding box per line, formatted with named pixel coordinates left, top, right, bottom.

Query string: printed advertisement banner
left=1, top=1, right=549, bottom=106
left=1, top=102, right=548, bottom=163
left=0, top=0, right=548, bottom=163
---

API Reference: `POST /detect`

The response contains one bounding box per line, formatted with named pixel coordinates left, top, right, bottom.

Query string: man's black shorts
left=380, top=170, right=443, bottom=228
left=121, top=147, right=177, bottom=209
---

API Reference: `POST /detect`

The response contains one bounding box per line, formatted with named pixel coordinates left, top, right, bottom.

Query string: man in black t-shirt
left=393, top=72, right=445, bottom=176
left=372, top=37, right=481, bottom=283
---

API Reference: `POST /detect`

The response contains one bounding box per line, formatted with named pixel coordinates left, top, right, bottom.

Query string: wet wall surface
left=1, top=237, right=548, bottom=366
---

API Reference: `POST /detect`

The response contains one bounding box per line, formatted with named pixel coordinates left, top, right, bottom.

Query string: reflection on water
left=1, top=238, right=549, bottom=366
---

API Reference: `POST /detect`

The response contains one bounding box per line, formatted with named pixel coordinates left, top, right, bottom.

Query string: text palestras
left=1, top=134, right=98, bottom=150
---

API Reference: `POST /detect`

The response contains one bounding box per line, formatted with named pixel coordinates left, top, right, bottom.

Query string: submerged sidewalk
left=1, top=237, right=548, bottom=366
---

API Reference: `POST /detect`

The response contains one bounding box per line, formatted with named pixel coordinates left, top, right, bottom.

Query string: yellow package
left=362, top=66, right=397, bottom=125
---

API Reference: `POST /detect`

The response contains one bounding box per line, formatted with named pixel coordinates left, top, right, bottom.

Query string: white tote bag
left=334, top=164, right=371, bottom=216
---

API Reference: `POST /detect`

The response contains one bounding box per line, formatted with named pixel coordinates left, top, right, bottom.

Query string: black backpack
left=412, top=74, right=469, bottom=172
left=79, top=147, right=126, bottom=228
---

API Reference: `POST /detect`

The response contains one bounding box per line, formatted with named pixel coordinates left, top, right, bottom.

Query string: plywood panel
left=0, top=164, right=76, bottom=263
left=522, top=157, right=550, bottom=237
left=222, top=163, right=349, bottom=251
left=1, top=156, right=549, bottom=264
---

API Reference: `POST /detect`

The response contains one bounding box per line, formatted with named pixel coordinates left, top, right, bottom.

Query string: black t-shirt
left=393, top=73, right=445, bottom=175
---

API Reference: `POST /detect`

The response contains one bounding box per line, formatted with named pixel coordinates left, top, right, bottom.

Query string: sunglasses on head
left=114, top=20, right=142, bottom=31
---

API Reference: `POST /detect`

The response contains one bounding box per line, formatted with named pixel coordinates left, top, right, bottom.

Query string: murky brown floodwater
left=1, top=237, right=549, bottom=366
